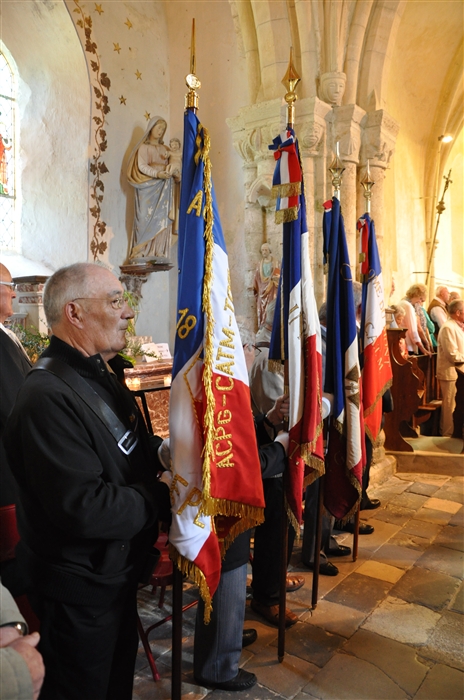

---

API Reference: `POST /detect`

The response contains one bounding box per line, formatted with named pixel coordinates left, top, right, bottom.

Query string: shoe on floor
left=339, top=521, right=375, bottom=535
left=302, top=560, right=339, bottom=576
left=360, top=497, right=381, bottom=510
left=195, top=668, right=257, bottom=691
left=242, top=628, right=257, bottom=647
left=325, top=544, right=351, bottom=557
left=286, top=573, right=305, bottom=592
left=250, top=599, right=298, bottom=627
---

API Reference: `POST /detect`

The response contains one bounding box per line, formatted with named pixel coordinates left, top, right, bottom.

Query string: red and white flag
left=168, top=110, right=265, bottom=621
left=358, top=213, right=392, bottom=444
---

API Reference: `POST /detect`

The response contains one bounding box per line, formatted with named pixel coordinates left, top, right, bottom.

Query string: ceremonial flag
left=358, top=213, right=392, bottom=444
left=322, top=197, right=364, bottom=520
left=169, top=110, right=265, bottom=620
left=268, top=129, right=325, bottom=531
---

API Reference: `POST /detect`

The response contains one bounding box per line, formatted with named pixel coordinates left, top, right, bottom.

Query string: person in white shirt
left=436, top=299, right=464, bottom=436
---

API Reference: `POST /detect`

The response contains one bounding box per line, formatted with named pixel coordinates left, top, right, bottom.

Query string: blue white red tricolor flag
left=169, top=110, right=265, bottom=621
left=322, top=197, right=364, bottom=520
left=358, top=213, right=392, bottom=445
left=268, top=129, right=325, bottom=531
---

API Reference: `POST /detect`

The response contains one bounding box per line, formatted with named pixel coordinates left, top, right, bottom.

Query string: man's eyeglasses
left=244, top=343, right=262, bottom=356
left=0, top=281, right=17, bottom=291
left=72, top=296, right=126, bottom=310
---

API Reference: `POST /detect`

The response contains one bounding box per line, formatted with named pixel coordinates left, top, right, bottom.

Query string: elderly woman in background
left=406, top=284, right=435, bottom=353
left=402, top=284, right=432, bottom=356
left=390, top=303, right=409, bottom=359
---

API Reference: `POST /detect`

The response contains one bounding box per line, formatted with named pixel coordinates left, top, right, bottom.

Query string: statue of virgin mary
left=127, top=116, right=180, bottom=261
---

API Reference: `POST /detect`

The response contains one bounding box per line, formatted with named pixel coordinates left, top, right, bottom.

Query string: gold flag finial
left=360, top=159, right=375, bottom=213
left=281, top=47, right=300, bottom=127
left=328, top=142, right=345, bottom=199
left=185, top=19, right=201, bottom=112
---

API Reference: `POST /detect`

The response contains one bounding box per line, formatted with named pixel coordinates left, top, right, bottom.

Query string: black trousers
left=251, top=476, right=295, bottom=607
left=31, top=584, right=139, bottom=700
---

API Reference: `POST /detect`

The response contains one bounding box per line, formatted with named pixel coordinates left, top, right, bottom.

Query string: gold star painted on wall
left=125, top=18, right=133, bottom=29
left=113, top=43, right=121, bottom=53
left=135, top=70, right=142, bottom=80
left=94, top=4, right=103, bottom=15
left=119, top=95, right=127, bottom=105
left=144, top=112, right=151, bottom=121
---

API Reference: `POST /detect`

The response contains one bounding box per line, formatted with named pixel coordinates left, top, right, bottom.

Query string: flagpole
left=360, top=159, right=374, bottom=215
left=328, top=143, right=345, bottom=201
left=171, top=22, right=202, bottom=700
left=277, top=48, right=300, bottom=663
left=328, top=142, right=361, bottom=561
left=351, top=162, right=375, bottom=561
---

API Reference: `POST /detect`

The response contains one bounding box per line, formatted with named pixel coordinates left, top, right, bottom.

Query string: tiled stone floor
left=133, top=472, right=464, bottom=699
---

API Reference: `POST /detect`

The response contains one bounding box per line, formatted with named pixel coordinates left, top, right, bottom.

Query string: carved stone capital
left=360, top=110, right=400, bottom=170
left=227, top=98, right=282, bottom=165
left=246, top=174, right=273, bottom=207
left=293, top=97, right=332, bottom=156
left=327, top=104, right=366, bottom=164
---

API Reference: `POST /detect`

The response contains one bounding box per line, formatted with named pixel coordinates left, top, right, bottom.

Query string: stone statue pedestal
left=13, top=275, right=49, bottom=334
left=119, top=261, right=173, bottom=300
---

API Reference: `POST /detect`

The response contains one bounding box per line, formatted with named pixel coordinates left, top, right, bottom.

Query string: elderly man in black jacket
left=4, top=263, right=170, bottom=700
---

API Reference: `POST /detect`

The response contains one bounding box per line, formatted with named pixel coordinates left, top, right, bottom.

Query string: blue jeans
left=194, top=564, right=247, bottom=682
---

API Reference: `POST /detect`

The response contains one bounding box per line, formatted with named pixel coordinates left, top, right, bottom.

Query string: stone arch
left=250, top=0, right=292, bottom=101
left=230, top=0, right=261, bottom=104
left=344, top=0, right=375, bottom=105
left=357, top=0, right=406, bottom=111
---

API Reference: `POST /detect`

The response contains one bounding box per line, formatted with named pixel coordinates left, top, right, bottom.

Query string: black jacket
left=0, top=329, right=31, bottom=506
left=221, top=413, right=286, bottom=572
left=4, top=336, right=170, bottom=605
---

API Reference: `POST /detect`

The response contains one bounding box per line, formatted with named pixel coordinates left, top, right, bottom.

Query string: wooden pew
left=384, top=328, right=424, bottom=452
left=411, top=353, right=442, bottom=434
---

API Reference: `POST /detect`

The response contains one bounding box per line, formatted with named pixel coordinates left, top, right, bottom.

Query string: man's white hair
left=235, top=315, right=255, bottom=347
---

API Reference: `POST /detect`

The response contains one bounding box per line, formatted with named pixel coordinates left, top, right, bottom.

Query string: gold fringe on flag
left=197, top=122, right=265, bottom=569
left=285, top=496, right=300, bottom=538
left=169, top=544, right=213, bottom=623
left=216, top=505, right=265, bottom=557
left=275, top=206, right=299, bottom=225
left=271, top=182, right=301, bottom=199
left=268, top=358, right=284, bottom=374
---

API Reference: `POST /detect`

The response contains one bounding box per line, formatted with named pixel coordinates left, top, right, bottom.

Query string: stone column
left=326, top=104, right=366, bottom=271
left=228, top=97, right=336, bottom=323
left=296, top=97, right=332, bottom=307
left=227, top=99, right=283, bottom=327
left=359, top=110, right=400, bottom=261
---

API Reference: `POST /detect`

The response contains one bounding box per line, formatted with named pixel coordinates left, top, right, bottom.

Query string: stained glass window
left=0, top=51, right=16, bottom=249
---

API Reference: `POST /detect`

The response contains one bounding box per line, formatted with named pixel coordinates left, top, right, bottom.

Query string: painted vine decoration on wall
left=73, top=0, right=111, bottom=260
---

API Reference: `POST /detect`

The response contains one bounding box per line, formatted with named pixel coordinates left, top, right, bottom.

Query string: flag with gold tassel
left=168, top=109, right=265, bottom=621
left=268, top=128, right=325, bottom=531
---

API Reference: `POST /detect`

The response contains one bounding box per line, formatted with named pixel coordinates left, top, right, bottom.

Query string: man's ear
left=64, top=301, right=85, bottom=328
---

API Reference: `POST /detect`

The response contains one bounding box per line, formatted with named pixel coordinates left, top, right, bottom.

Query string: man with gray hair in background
left=4, top=262, right=170, bottom=700
left=428, top=285, right=450, bottom=336
left=436, top=298, right=464, bottom=437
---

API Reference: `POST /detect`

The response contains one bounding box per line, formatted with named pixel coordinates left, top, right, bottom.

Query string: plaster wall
left=0, top=0, right=89, bottom=271
left=383, top=0, right=464, bottom=302
left=164, top=0, right=250, bottom=327
left=435, top=127, right=464, bottom=294
left=62, top=0, right=173, bottom=344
